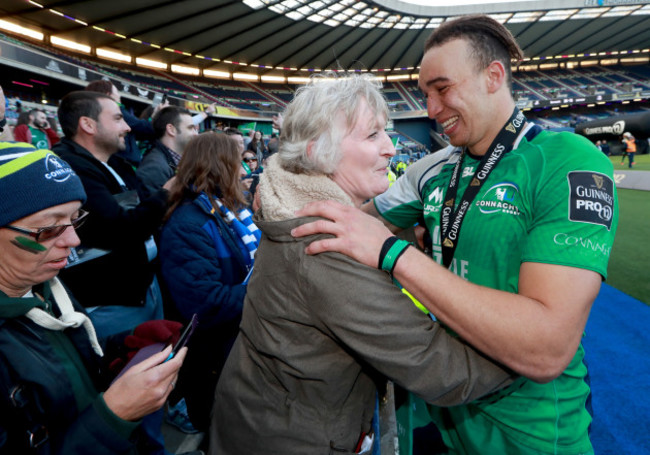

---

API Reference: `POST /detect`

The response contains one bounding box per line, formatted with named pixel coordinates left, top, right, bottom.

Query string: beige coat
left=210, top=157, right=514, bottom=454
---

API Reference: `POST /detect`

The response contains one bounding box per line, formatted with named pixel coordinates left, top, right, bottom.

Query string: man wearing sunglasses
left=0, top=142, right=186, bottom=454
left=53, top=91, right=174, bottom=339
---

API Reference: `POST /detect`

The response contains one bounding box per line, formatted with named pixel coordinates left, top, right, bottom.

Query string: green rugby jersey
left=374, top=125, right=618, bottom=454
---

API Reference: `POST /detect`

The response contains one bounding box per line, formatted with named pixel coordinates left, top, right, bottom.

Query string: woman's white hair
left=278, top=73, right=388, bottom=174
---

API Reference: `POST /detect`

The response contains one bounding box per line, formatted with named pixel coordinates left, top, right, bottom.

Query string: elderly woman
left=0, top=143, right=186, bottom=454
left=209, top=75, right=515, bottom=454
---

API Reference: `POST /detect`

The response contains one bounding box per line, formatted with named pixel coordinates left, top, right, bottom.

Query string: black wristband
left=0, top=117, right=6, bottom=133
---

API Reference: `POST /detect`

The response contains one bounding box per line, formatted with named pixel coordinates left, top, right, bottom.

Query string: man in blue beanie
left=0, top=142, right=186, bottom=454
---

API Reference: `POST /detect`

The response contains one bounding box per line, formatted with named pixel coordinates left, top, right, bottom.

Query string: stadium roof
left=2, top=0, right=649, bottom=78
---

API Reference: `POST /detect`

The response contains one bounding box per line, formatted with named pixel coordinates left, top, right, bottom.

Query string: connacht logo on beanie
left=44, top=153, right=74, bottom=182
left=0, top=143, right=87, bottom=227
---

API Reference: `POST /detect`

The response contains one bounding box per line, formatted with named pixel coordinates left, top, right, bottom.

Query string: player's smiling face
left=419, top=38, right=495, bottom=155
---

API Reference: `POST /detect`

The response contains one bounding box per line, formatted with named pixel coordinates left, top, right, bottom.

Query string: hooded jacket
left=210, top=156, right=515, bottom=454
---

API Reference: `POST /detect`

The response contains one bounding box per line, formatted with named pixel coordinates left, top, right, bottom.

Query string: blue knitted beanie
left=0, top=142, right=86, bottom=226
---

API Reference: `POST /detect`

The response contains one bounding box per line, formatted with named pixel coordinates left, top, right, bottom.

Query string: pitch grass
left=607, top=188, right=650, bottom=305
left=610, top=151, right=650, bottom=171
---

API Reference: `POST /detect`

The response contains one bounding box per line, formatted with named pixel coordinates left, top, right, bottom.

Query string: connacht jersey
left=374, top=125, right=618, bottom=454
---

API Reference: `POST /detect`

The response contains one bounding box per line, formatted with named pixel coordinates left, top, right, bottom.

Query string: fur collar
left=258, top=155, right=353, bottom=221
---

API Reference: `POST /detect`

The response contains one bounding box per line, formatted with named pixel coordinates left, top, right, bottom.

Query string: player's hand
left=292, top=200, right=392, bottom=268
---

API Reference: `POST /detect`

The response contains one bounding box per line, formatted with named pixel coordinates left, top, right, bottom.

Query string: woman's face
left=243, top=152, right=258, bottom=171
left=331, top=99, right=395, bottom=207
left=254, top=131, right=262, bottom=140
left=0, top=201, right=82, bottom=296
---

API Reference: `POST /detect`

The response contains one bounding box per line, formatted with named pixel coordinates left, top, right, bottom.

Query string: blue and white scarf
left=198, top=193, right=260, bottom=266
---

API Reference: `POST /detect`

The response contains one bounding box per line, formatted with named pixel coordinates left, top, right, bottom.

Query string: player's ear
left=485, top=60, right=506, bottom=94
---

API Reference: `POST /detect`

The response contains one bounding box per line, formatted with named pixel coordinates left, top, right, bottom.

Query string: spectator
left=266, top=132, right=279, bottom=159
left=225, top=127, right=256, bottom=198
left=209, top=74, right=513, bottom=454
left=247, top=130, right=267, bottom=163
left=293, top=15, right=618, bottom=454
left=622, top=132, right=636, bottom=167
left=241, top=150, right=260, bottom=174
left=271, top=113, right=283, bottom=132
left=137, top=106, right=197, bottom=197
left=13, top=108, right=60, bottom=149
left=601, top=139, right=610, bottom=156
left=191, top=103, right=216, bottom=129
left=85, top=80, right=161, bottom=167
left=0, top=142, right=186, bottom=454
left=224, top=127, right=245, bottom=154
left=159, top=133, right=259, bottom=433
left=242, top=129, right=254, bottom=149
left=241, top=150, right=262, bottom=202
left=0, top=85, right=11, bottom=141
left=54, top=91, right=171, bottom=339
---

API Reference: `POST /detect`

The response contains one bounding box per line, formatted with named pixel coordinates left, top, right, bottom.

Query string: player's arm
left=294, top=202, right=593, bottom=382
left=392, top=249, right=600, bottom=382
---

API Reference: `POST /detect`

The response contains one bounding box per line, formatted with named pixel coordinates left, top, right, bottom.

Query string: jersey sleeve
left=522, top=133, right=618, bottom=278
left=374, top=154, right=436, bottom=229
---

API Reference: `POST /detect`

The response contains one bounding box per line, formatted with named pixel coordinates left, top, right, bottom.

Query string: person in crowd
left=601, top=139, right=610, bottom=156
left=0, top=85, right=11, bottom=141
left=209, top=74, right=515, bottom=455
left=395, top=159, right=407, bottom=176
left=225, top=127, right=256, bottom=198
left=137, top=106, right=197, bottom=197
left=224, top=127, right=245, bottom=153
left=292, top=15, right=618, bottom=455
left=266, top=132, right=279, bottom=158
left=191, top=103, right=217, bottom=129
left=54, top=91, right=172, bottom=339
left=13, top=108, right=60, bottom=149
left=241, top=149, right=262, bottom=202
left=241, top=150, right=260, bottom=174
left=621, top=131, right=636, bottom=167
left=247, top=130, right=267, bottom=163
left=15, top=111, right=31, bottom=127
left=243, top=129, right=254, bottom=149
left=159, top=133, right=260, bottom=433
left=0, top=142, right=186, bottom=454
left=271, top=113, right=283, bottom=132
left=85, top=80, right=161, bottom=167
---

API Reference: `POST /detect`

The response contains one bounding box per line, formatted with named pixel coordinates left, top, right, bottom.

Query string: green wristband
left=381, top=238, right=411, bottom=274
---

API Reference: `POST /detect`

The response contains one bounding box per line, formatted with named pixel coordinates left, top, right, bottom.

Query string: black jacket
left=54, top=138, right=168, bottom=308
left=136, top=141, right=177, bottom=198
left=0, top=284, right=139, bottom=454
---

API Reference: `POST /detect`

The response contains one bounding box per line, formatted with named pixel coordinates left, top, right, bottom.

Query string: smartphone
left=166, top=313, right=198, bottom=361
left=152, top=92, right=164, bottom=108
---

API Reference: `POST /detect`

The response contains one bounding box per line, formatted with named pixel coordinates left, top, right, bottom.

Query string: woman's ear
left=306, top=140, right=316, bottom=160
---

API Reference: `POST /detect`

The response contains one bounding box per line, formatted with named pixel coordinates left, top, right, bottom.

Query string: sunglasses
left=3, top=209, right=89, bottom=243
left=243, top=157, right=258, bottom=163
